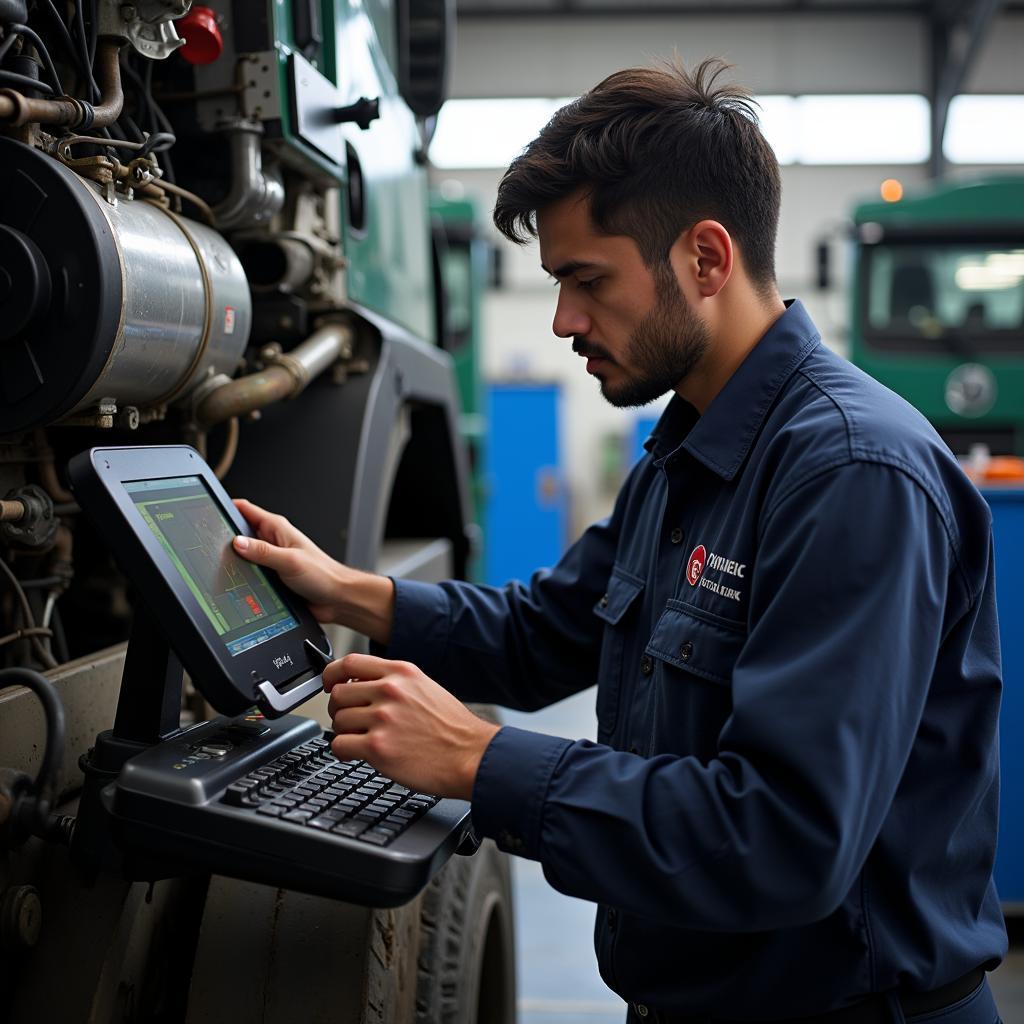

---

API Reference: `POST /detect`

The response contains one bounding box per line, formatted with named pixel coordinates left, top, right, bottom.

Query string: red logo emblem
left=686, top=545, right=706, bottom=586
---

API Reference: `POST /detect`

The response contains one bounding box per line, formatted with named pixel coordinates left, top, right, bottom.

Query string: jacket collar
left=644, top=299, right=820, bottom=480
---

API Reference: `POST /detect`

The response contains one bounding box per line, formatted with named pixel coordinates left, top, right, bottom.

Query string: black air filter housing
left=0, top=138, right=123, bottom=434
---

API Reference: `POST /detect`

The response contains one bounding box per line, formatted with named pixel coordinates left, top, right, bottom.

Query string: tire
left=415, top=839, right=516, bottom=1024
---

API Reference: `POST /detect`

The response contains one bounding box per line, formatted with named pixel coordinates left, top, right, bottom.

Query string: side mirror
left=396, top=0, right=455, bottom=120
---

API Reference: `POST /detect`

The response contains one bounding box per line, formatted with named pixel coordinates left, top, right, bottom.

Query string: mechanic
left=233, top=59, right=1007, bottom=1024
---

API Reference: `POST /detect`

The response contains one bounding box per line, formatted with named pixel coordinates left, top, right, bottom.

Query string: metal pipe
left=212, top=417, right=240, bottom=479
left=0, top=38, right=122, bottom=128
left=34, top=431, right=74, bottom=504
left=0, top=500, right=25, bottom=522
left=213, top=121, right=285, bottom=230
left=196, top=323, right=353, bottom=427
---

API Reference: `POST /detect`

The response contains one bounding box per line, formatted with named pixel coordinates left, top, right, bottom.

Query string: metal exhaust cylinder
left=0, top=139, right=251, bottom=433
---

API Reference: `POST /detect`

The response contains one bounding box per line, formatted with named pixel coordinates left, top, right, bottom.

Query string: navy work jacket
left=383, top=301, right=1008, bottom=1017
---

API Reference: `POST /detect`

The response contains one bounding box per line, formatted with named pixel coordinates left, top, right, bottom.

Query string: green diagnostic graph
left=126, top=476, right=298, bottom=655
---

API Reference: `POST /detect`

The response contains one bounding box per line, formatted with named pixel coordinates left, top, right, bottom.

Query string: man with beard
left=234, top=60, right=1006, bottom=1022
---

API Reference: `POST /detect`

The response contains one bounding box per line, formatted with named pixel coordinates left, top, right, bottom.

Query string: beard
left=575, top=273, right=710, bottom=409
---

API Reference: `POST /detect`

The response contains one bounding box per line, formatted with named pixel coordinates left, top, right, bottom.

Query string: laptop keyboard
left=221, top=735, right=439, bottom=846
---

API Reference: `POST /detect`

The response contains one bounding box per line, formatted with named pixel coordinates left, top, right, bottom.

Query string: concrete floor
left=502, top=692, right=1024, bottom=1024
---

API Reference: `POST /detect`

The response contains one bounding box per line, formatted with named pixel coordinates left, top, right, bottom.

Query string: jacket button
left=640, top=654, right=653, bottom=676
left=670, top=526, right=683, bottom=544
left=607, top=907, right=617, bottom=929
left=599, top=593, right=609, bottom=609
left=636, top=1006, right=649, bottom=1018
left=678, top=641, right=693, bottom=662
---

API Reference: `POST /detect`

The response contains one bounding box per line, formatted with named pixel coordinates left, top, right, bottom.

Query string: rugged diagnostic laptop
left=68, top=444, right=474, bottom=907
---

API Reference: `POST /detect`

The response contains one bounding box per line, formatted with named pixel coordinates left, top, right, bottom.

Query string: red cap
left=178, top=6, right=223, bottom=66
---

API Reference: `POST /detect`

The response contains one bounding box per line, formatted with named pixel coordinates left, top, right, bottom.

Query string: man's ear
left=670, top=220, right=733, bottom=298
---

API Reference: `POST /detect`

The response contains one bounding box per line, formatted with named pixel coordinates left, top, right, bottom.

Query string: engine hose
left=0, top=667, right=65, bottom=838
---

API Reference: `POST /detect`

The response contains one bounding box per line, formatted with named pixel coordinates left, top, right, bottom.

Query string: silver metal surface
left=287, top=321, right=351, bottom=381
left=196, top=51, right=283, bottom=132
left=70, top=179, right=251, bottom=415
left=98, top=0, right=188, bottom=59
left=213, top=121, right=286, bottom=230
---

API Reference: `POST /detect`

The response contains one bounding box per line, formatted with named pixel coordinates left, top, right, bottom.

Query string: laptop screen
left=124, top=475, right=299, bottom=656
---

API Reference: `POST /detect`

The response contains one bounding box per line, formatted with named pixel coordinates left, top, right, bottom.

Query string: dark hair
left=493, top=59, right=781, bottom=292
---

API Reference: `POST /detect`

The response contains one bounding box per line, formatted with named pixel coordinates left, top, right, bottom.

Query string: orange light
left=880, top=178, right=904, bottom=202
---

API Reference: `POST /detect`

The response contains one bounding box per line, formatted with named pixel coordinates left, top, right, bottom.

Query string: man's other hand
left=324, top=653, right=501, bottom=799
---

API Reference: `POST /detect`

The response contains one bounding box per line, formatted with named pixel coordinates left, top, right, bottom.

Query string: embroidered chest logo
left=687, top=544, right=746, bottom=602
left=686, top=545, right=706, bottom=586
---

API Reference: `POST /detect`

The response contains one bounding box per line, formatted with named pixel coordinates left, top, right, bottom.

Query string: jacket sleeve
left=469, top=461, right=984, bottom=931
left=379, top=463, right=637, bottom=710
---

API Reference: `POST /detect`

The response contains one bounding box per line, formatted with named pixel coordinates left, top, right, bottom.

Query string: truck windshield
left=861, top=241, right=1024, bottom=354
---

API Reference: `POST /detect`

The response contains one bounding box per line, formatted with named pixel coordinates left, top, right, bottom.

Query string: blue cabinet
left=985, top=488, right=1024, bottom=906
left=485, top=383, right=566, bottom=587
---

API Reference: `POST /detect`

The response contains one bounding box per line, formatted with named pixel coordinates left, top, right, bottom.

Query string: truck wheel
left=415, top=840, right=516, bottom=1024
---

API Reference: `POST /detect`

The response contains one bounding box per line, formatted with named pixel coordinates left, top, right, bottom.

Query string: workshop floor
left=502, top=692, right=1024, bottom=1024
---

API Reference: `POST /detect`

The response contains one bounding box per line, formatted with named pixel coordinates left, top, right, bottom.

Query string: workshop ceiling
left=456, top=0, right=1024, bottom=17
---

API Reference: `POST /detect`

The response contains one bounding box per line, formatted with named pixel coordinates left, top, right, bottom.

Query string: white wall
left=434, top=12, right=1024, bottom=538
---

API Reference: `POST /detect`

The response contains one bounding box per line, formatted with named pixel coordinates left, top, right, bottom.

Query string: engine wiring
left=0, top=667, right=68, bottom=844
left=0, top=554, right=57, bottom=670
left=0, top=1, right=180, bottom=180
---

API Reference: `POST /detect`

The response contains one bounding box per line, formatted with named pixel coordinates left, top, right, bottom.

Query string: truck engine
left=0, top=2, right=515, bottom=1020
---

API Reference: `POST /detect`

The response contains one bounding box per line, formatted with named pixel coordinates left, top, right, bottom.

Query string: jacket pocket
left=645, top=599, right=745, bottom=687
left=593, top=566, right=645, bottom=741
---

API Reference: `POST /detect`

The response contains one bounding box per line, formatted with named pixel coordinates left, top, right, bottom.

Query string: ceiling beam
left=929, top=0, right=1005, bottom=179
left=458, top=3, right=925, bottom=17
left=455, top=1, right=1024, bottom=16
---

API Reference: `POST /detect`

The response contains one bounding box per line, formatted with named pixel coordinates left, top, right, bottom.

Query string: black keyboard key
left=257, top=804, right=285, bottom=817
left=307, top=816, right=337, bottom=830
left=332, top=819, right=370, bottom=838
left=283, top=810, right=314, bottom=823
left=360, top=829, right=392, bottom=845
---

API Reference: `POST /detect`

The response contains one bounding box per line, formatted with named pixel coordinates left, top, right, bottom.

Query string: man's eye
left=577, top=278, right=601, bottom=291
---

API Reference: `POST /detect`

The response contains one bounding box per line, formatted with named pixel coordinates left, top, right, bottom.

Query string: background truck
left=0, top=1, right=516, bottom=1020
left=844, top=176, right=1024, bottom=456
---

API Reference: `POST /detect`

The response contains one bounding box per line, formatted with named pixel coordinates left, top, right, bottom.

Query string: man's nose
left=552, top=290, right=590, bottom=339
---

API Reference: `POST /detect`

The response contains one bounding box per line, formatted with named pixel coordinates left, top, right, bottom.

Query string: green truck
left=0, top=2, right=514, bottom=1020
left=847, top=176, right=1024, bottom=456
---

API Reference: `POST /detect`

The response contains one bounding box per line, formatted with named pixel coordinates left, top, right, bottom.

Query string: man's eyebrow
left=541, top=260, right=602, bottom=279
